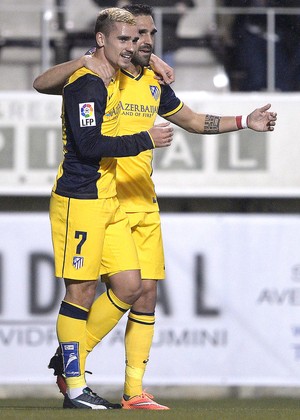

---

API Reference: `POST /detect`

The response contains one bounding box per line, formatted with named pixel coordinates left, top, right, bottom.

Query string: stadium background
left=1, top=0, right=300, bottom=402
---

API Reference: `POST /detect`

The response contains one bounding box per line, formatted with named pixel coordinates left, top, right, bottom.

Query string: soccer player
left=33, top=4, right=277, bottom=410
left=41, top=7, right=174, bottom=410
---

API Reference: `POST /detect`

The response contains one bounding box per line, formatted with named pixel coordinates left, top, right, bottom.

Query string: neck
left=94, top=47, right=118, bottom=77
left=125, top=63, right=141, bottom=76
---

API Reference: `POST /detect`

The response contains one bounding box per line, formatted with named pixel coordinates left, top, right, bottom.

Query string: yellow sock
left=86, top=289, right=131, bottom=352
left=57, top=300, right=89, bottom=389
left=124, top=310, right=155, bottom=397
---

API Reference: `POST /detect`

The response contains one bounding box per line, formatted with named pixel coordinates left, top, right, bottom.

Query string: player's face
left=131, top=15, right=157, bottom=67
left=101, top=22, right=139, bottom=70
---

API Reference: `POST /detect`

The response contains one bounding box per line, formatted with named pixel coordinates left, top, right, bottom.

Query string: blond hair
left=94, top=7, right=136, bottom=36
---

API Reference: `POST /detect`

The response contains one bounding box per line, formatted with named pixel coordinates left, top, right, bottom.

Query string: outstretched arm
left=166, top=103, right=277, bottom=134
left=33, top=55, right=114, bottom=95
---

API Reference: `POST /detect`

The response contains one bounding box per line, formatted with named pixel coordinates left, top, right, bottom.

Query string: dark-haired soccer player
left=33, top=4, right=277, bottom=410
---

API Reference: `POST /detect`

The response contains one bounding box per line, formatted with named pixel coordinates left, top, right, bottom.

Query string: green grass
left=1, top=398, right=300, bottom=420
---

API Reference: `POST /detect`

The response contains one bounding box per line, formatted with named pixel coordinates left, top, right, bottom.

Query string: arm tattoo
left=204, top=115, right=221, bottom=134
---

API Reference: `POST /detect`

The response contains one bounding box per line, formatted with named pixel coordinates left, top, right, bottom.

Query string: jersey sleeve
left=158, top=84, right=184, bottom=118
left=64, top=74, right=154, bottom=162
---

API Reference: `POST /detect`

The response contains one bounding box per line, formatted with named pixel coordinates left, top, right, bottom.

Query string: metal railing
left=0, top=5, right=299, bottom=91
left=215, top=6, right=300, bottom=91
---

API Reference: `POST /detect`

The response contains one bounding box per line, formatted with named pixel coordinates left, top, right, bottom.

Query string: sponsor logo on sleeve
left=79, top=102, right=96, bottom=127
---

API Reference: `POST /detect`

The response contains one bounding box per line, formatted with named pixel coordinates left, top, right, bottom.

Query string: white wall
left=1, top=213, right=300, bottom=386
left=0, top=91, right=297, bottom=197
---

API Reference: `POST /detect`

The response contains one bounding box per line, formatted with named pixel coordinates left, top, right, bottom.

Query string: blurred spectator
left=221, top=0, right=300, bottom=91
left=146, top=1, right=195, bottom=67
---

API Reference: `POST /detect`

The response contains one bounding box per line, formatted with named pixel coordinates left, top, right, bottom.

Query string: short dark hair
left=122, top=4, right=153, bottom=17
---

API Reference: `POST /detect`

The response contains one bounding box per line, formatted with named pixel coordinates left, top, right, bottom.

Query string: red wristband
left=236, top=115, right=248, bottom=130
left=236, top=115, right=242, bottom=130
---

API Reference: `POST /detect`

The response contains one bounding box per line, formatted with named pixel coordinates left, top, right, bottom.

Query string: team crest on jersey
left=79, top=102, right=96, bottom=127
left=149, top=85, right=159, bottom=101
left=73, top=256, right=84, bottom=269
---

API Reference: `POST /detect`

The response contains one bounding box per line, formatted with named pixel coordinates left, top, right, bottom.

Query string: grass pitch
left=1, top=397, right=300, bottom=420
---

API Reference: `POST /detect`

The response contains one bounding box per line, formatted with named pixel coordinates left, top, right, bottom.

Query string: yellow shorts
left=101, top=211, right=165, bottom=280
left=50, top=192, right=140, bottom=280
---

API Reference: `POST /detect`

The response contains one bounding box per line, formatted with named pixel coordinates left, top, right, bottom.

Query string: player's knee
left=112, top=280, right=143, bottom=305
left=64, top=278, right=98, bottom=309
left=109, top=270, right=143, bottom=304
left=133, top=289, right=157, bottom=313
left=123, top=281, right=143, bottom=305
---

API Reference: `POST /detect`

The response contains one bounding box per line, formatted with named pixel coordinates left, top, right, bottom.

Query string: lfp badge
left=79, top=102, right=96, bottom=127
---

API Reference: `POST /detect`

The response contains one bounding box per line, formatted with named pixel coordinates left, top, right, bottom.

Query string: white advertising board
left=1, top=213, right=300, bottom=386
left=0, top=92, right=300, bottom=196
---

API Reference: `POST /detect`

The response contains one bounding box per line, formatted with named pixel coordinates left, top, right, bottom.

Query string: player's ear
left=96, top=32, right=104, bottom=48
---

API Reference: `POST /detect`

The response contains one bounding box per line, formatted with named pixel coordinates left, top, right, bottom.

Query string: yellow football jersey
left=117, top=67, right=183, bottom=211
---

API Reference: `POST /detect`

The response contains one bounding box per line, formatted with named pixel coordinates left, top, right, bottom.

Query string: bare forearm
left=168, top=111, right=237, bottom=134
left=182, top=114, right=260, bottom=134
left=204, top=115, right=240, bottom=134
left=167, top=103, right=277, bottom=134
left=166, top=105, right=237, bottom=134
